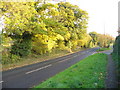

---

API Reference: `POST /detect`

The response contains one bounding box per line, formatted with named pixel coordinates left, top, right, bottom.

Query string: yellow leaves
left=35, top=34, right=48, bottom=44
left=0, top=2, right=4, bottom=13
left=77, top=34, right=92, bottom=47
left=64, top=32, right=71, bottom=41
left=71, top=40, right=78, bottom=49
left=57, top=40, right=66, bottom=50
left=49, top=9, right=59, bottom=16
left=3, top=2, right=91, bottom=54
left=3, top=2, right=38, bottom=35
left=78, top=40, right=84, bottom=47
left=47, top=39, right=56, bottom=51
left=4, top=17, right=11, bottom=24
left=33, top=34, right=57, bottom=54
left=56, top=34, right=64, bottom=40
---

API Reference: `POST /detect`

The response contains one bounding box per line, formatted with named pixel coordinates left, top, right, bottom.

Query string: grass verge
left=96, top=47, right=111, bottom=52
left=35, top=53, right=107, bottom=88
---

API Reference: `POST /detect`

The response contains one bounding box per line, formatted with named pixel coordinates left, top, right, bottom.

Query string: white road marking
left=57, top=58, right=70, bottom=63
left=58, top=58, right=70, bottom=63
left=57, top=55, right=78, bottom=63
left=26, top=51, right=90, bottom=74
left=91, top=52, right=96, bottom=55
left=73, top=55, right=78, bottom=58
left=0, top=81, right=3, bottom=84
left=26, top=64, right=52, bottom=74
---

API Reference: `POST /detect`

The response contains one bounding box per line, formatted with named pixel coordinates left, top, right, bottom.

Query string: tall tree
left=0, top=1, right=38, bottom=56
left=1, top=1, right=90, bottom=56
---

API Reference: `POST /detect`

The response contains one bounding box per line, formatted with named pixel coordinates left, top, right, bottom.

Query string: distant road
left=1, top=47, right=99, bottom=88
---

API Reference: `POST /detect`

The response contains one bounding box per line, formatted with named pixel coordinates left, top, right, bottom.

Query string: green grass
left=96, top=47, right=111, bottom=52
left=35, top=53, right=107, bottom=88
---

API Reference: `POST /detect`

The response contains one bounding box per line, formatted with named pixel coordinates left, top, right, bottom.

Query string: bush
left=10, top=54, right=21, bottom=63
left=11, top=39, right=31, bottom=57
left=2, top=54, right=21, bottom=64
left=112, top=36, right=120, bottom=58
left=10, top=32, right=32, bottom=57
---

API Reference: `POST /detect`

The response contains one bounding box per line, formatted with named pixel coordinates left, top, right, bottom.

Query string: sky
left=66, top=0, right=119, bottom=37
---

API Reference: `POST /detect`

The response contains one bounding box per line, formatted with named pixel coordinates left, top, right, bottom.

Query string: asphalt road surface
left=1, top=47, right=99, bottom=88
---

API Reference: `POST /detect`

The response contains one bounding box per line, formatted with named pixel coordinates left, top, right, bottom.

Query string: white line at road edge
left=0, top=81, right=3, bottom=84
left=26, top=51, right=90, bottom=74
left=26, top=64, right=52, bottom=74
left=26, top=55, right=78, bottom=74
left=91, top=52, right=96, bottom=55
left=57, top=55, right=78, bottom=63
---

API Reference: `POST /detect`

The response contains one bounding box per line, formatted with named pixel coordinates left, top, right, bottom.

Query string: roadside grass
left=35, top=53, right=107, bottom=88
left=2, top=48, right=86, bottom=71
left=96, top=47, right=111, bottom=52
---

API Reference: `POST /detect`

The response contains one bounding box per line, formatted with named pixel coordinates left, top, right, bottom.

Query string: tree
left=33, top=2, right=89, bottom=54
left=1, top=1, right=38, bottom=56
left=97, top=34, right=114, bottom=48
left=56, top=2, right=89, bottom=50
left=89, top=31, right=98, bottom=46
left=1, top=1, right=89, bottom=56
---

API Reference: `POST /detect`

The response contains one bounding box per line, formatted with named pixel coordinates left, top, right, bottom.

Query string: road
left=1, top=47, right=99, bottom=88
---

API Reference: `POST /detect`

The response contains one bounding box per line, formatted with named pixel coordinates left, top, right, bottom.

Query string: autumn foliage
left=0, top=1, right=114, bottom=64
